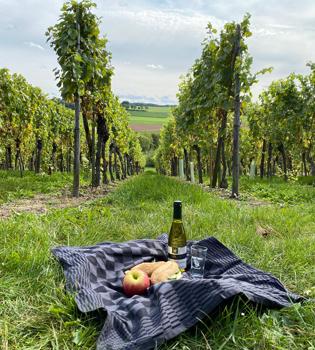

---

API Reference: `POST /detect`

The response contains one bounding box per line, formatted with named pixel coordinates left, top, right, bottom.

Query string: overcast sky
left=0, top=0, right=314, bottom=104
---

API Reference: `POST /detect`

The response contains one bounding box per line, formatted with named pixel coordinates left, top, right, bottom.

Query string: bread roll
left=131, top=261, right=166, bottom=276
left=151, top=261, right=179, bottom=285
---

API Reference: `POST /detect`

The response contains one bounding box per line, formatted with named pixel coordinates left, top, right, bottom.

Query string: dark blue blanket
left=52, top=234, right=302, bottom=350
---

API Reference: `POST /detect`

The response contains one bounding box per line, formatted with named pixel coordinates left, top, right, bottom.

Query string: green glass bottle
left=168, top=200, right=187, bottom=269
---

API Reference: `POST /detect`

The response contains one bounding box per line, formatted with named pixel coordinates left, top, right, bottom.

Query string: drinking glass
left=190, top=245, right=207, bottom=278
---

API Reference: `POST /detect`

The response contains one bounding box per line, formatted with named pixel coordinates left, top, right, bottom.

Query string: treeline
left=246, top=70, right=315, bottom=179
left=0, top=68, right=144, bottom=182
left=121, top=101, right=176, bottom=109
left=155, top=14, right=315, bottom=194
left=0, top=1, right=145, bottom=195
left=138, top=133, right=160, bottom=167
left=0, top=68, right=73, bottom=174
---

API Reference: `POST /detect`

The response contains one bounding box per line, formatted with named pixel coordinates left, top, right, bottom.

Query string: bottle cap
left=173, top=200, right=182, bottom=219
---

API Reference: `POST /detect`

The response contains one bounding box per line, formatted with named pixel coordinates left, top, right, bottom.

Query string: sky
left=0, top=0, right=314, bottom=104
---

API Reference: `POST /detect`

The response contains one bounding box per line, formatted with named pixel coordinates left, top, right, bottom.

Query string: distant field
left=128, top=106, right=172, bottom=132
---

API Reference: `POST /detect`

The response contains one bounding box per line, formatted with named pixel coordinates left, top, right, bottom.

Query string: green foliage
left=1, top=1, right=145, bottom=186
left=297, top=176, right=315, bottom=186
left=0, top=174, right=314, bottom=349
left=45, top=0, right=144, bottom=188
left=47, top=0, right=111, bottom=100
left=156, top=15, right=315, bottom=188
left=145, top=151, right=155, bottom=167
left=245, top=67, right=315, bottom=180
left=138, top=133, right=160, bottom=167
left=0, top=68, right=73, bottom=173
left=156, top=14, right=265, bottom=184
left=0, top=66, right=145, bottom=179
left=151, top=133, right=160, bottom=149
left=155, top=117, right=181, bottom=173
left=139, top=134, right=158, bottom=153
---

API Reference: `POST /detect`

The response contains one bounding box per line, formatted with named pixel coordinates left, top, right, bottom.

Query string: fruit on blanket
left=131, top=261, right=166, bottom=276
left=123, top=269, right=150, bottom=296
left=151, top=261, right=180, bottom=285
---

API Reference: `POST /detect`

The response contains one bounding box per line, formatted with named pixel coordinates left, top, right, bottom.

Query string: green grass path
left=1, top=173, right=314, bottom=349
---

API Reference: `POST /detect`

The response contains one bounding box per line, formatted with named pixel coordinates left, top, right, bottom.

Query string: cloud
left=5, top=24, right=15, bottom=30
left=253, top=28, right=276, bottom=37
left=1, top=0, right=315, bottom=104
left=24, top=41, right=45, bottom=51
left=112, top=62, right=179, bottom=104
left=269, top=23, right=295, bottom=29
left=100, top=2, right=314, bottom=103
left=103, top=8, right=222, bottom=36
left=146, top=64, right=164, bottom=70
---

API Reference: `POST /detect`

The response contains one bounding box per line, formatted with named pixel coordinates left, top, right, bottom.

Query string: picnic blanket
left=52, top=234, right=302, bottom=350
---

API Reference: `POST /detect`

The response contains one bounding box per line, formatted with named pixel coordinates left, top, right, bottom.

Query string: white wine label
left=168, top=246, right=187, bottom=269
left=168, top=246, right=187, bottom=255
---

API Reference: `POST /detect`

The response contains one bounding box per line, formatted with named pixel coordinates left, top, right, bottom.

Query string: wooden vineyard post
left=73, top=14, right=81, bottom=197
left=250, top=159, right=256, bottom=178
left=190, top=162, right=195, bottom=183
left=231, top=24, right=241, bottom=198
left=179, top=159, right=184, bottom=179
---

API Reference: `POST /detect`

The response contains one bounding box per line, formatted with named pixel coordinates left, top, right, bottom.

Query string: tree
left=0, top=67, right=143, bottom=181
left=0, top=68, right=74, bottom=174
left=155, top=14, right=274, bottom=196
left=47, top=0, right=103, bottom=196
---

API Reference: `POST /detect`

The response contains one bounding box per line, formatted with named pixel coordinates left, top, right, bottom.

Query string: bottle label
left=168, top=246, right=187, bottom=269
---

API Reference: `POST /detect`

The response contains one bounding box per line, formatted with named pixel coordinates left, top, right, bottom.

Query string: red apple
left=122, top=269, right=150, bottom=297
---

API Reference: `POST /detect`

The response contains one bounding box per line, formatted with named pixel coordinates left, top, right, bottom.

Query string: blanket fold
left=52, top=234, right=302, bottom=350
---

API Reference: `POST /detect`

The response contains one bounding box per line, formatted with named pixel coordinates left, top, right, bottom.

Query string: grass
left=0, top=171, right=91, bottom=204
left=0, top=173, right=314, bottom=349
left=128, top=106, right=171, bottom=126
left=129, top=116, right=169, bottom=126
left=239, top=176, right=315, bottom=204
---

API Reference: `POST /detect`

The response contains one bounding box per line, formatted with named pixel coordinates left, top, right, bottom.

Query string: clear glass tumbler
left=190, top=245, right=207, bottom=278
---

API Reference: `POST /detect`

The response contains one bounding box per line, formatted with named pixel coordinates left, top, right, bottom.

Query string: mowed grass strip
left=0, top=173, right=314, bottom=349
left=128, top=110, right=169, bottom=119
left=129, top=106, right=172, bottom=116
left=128, top=106, right=172, bottom=126
left=129, top=116, right=168, bottom=125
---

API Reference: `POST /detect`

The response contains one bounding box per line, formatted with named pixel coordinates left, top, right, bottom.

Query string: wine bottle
left=168, top=200, right=187, bottom=269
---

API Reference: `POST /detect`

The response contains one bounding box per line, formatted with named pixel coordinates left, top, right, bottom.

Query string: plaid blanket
left=52, top=234, right=302, bottom=350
